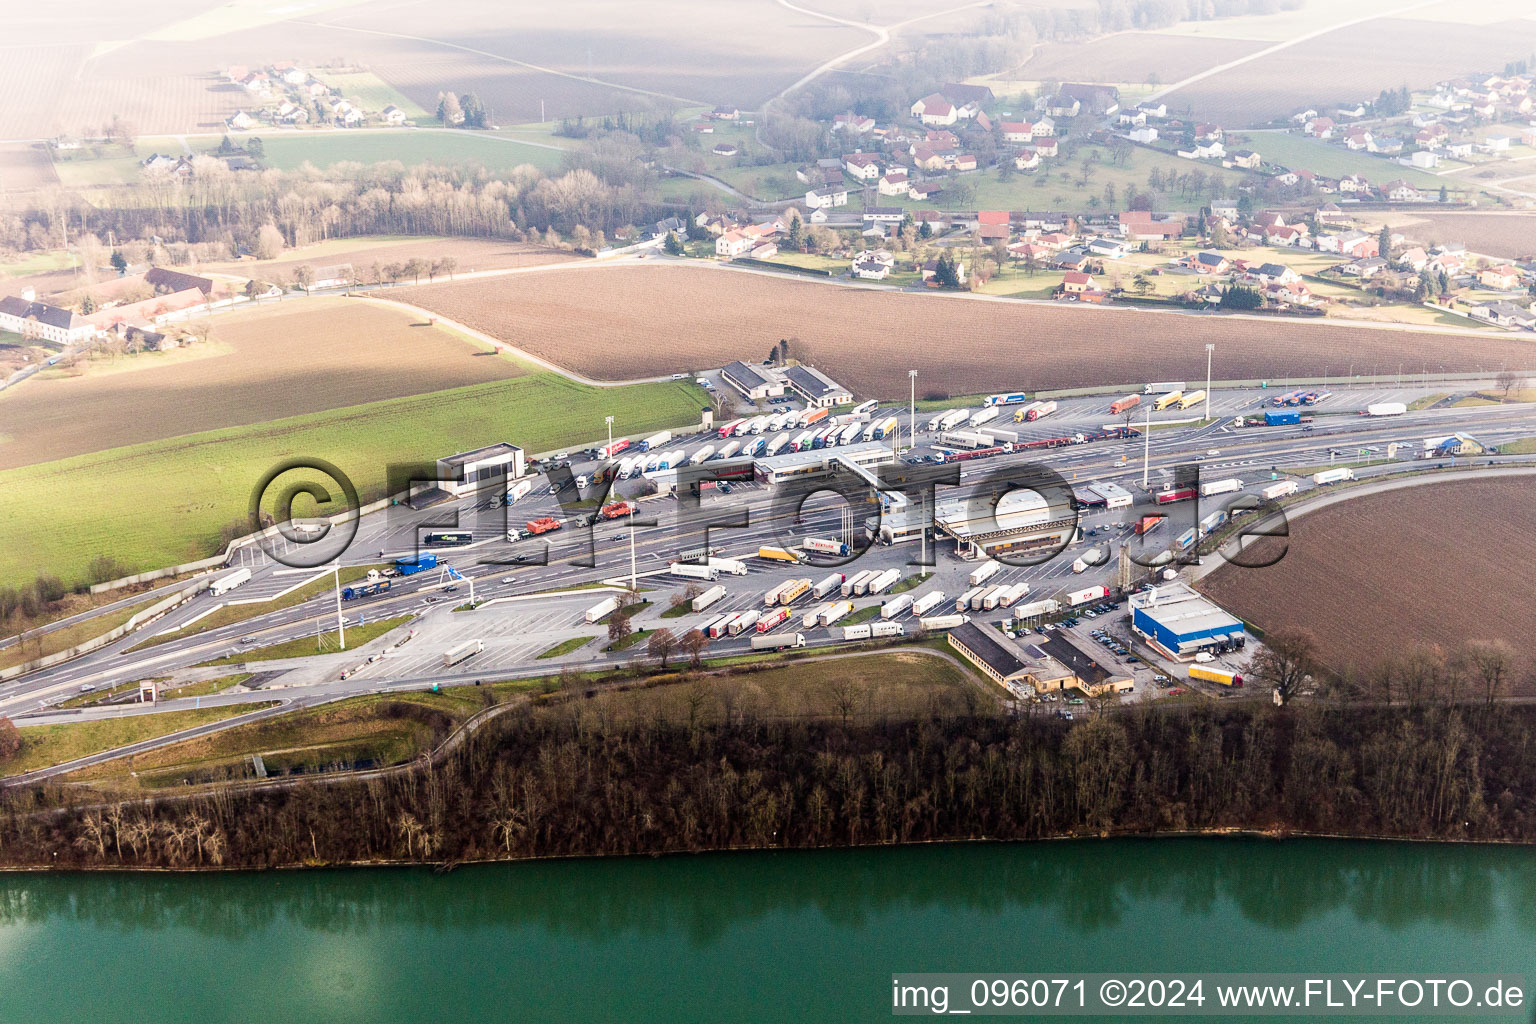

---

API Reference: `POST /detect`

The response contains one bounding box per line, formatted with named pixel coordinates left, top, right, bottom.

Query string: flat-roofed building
left=949, top=621, right=1031, bottom=690
left=753, top=440, right=892, bottom=485
left=1130, top=580, right=1245, bottom=656
left=934, top=486, right=1077, bottom=560
left=1034, top=632, right=1133, bottom=696
left=435, top=442, right=526, bottom=496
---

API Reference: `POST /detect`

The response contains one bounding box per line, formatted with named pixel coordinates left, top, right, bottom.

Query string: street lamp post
left=1204, top=343, right=1214, bottom=424
left=908, top=369, right=917, bottom=453
left=1142, top=402, right=1152, bottom=489
left=604, top=415, right=614, bottom=457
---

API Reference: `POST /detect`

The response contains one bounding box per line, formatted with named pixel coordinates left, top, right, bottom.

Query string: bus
left=424, top=530, right=472, bottom=547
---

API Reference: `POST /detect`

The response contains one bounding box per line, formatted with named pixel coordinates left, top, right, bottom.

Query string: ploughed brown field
left=1370, top=213, right=1536, bottom=260
left=202, top=238, right=575, bottom=287
left=1164, top=18, right=1536, bottom=126
left=1017, top=33, right=1266, bottom=88
left=388, top=264, right=1536, bottom=398
left=0, top=298, right=522, bottom=469
left=1198, top=477, right=1536, bottom=681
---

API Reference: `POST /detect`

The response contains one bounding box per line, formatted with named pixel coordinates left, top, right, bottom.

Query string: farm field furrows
left=0, top=45, right=93, bottom=138
left=386, top=263, right=1536, bottom=399
left=368, top=56, right=643, bottom=127
left=0, top=298, right=525, bottom=469
left=1362, top=213, right=1536, bottom=260
left=1197, top=477, right=1536, bottom=681
left=1016, top=33, right=1267, bottom=87
left=199, top=238, right=576, bottom=285
left=331, top=0, right=869, bottom=109
left=1162, top=18, right=1536, bottom=126
left=0, top=145, right=58, bottom=196
left=252, top=130, right=570, bottom=173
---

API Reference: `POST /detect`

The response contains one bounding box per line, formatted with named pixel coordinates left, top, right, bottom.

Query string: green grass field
left=1, top=374, right=706, bottom=587
left=311, top=71, right=430, bottom=120
left=0, top=250, right=79, bottom=276
left=1234, top=132, right=1452, bottom=190
left=254, top=130, right=570, bottom=174
left=201, top=616, right=413, bottom=665
left=0, top=703, right=276, bottom=778
left=0, top=594, right=165, bottom=672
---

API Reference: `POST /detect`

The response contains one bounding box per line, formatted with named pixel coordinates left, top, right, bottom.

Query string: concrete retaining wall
left=0, top=582, right=210, bottom=682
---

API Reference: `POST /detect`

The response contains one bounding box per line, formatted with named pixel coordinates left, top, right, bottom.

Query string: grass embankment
left=538, top=636, right=594, bottom=659
left=199, top=616, right=413, bottom=666
left=0, top=374, right=705, bottom=589
left=0, top=704, right=277, bottom=778
left=129, top=565, right=386, bottom=651
left=1292, top=459, right=1398, bottom=474
left=841, top=605, right=882, bottom=626
left=64, top=684, right=543, bottom=790
left=0, top=594, right=166, bottom=672
left=1497, top=437, right=1536, bottom=455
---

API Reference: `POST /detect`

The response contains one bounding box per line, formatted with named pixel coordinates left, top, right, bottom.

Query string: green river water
left=0, top=838, right=1530, bottom=1023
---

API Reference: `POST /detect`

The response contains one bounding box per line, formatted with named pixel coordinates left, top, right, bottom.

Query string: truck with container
left=968, top=560, right=1001, bottom=587
left=747, top=416, right=771, bottom=435
left=751, top=632, right=806, bottom=651
left=716, top=419, right=744, bottom=439
left=865, top=568, right=901, bottom=595
left=708, top=558, right=748, bottom=576
left=984, top=392, right=1030, bottom=407
left=504, top=479, right=534, bottom=505
left=671, top=563, right=719, bottom=582
left=1177, top=389, right=1206, bottom=409
left=842, top=570, right=875, bottom=598
left=584, top=597, right=620, bottom=623
left=1260, top=480, right=1299, bottom=500
left=392, top=553, right=440, bottom=576
left=802, top=603, right=831, bottom=628
left=1312, top=467, right=1354, bottom=485
left=1199, top=510, right=1227, bottom=535
left=842, top=622, right=906, bottom=640
left=813, top=573, right=846, bottom=599
left=638, top=431, right=671, bottom=452
left=729, top=609, right=761, bottom=635
left=1154, top=487, right=1196, bottom=505
left=691, top=584, right=727, bottom=612
left=1144, top=381, right=1187, bottom=394
left=804, top=537, right=851, bottom=557
left=1012, top=599, right=1059, bottom=619
left=937, top=409, right=970, bottom=431
left=1072, top=548, right=1105, bottom=574
left=778, top=579, right=813, bottom=605
left=955, top=587, right=982, bottom=613
left=1264, top=410, right=1301, bottom=426
left=1109, top=395, right=1141, bottom=415
left=341, top=579, right=392, bottom=601
left=763, top=581, right=792, bottom=606
left=1025, top=400, right=1057, bottom=421
left=788, top=432, right=812, bottom=453
left=910, top=591, right=946, bottom=617
left=600, top=501, right=637, bottom=519
left=525, top=517, right=562, bottom=536
left=1200, top=478, right=1242, bottom=497
left=982, top=586, right=1013, bottom=611
left=926, top=410, right=958, bottom=431
left=818, top=601, right=855, bottom=627
left=937, top=430, right=1000, bottom=451
left=800, top=407, right=830, bottom=428
left=442, top=639, right=483, bottom=668
left=1189, top=665, right=1243, bottom=687
left=969, top=587, right=996, bottom=612
left=836, top=423, right=863, bottom=446
left=984, top=428, right=1021, bottom=445
left=692, top=444, right=717, bottom=465
left=1153, top=390, right=1184, bottom=411
left=757, top=607, right=791, bottom=632
left=740, top=437, right=766, bottom=458
left=696, top=614, right=726, bottom=638
left=758, top=546, right=800, bottom=563
left=1365, top=402, right=1406, bottom=417
left=919, top=614, right=968, bottom=631
left=881, top=594, right=914, bottom=619
left=762, top=435, right=791, bottom=457
left=210, top=567, right=253, bottom=596
left=599, top=438, right=632, bottom=460
left=1067, top=585, right=1110, bottom=607
left=717, top=441, right=741, bottom=460
left=708, top=614, right=738, bottom=639
left=1133, top=515, right=1164, bottom=536
left=872, top=416, right=899, bottom=440
left=968, top=407, right=1000, bottom=428
left=999, top=582, right=1031, bottom=607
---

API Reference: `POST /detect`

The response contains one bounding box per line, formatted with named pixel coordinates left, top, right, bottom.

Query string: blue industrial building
left=1130, top=581, right=1245, bottom=655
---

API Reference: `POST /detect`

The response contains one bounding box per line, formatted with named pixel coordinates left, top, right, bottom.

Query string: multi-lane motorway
left=4, top=378, right=1533, bottom=733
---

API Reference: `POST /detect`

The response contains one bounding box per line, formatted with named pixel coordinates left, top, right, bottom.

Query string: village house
left=1227, top=149, right=1261, bottom=169
left=1396, top=246, right=1429, bottom=272
left=1479, top=264, right=1523, bottom=290
left=1119, top=211, right=1183, bottom=241
left=910, top=147, right=946, bottom=172
left=712, top=142, right=739, bottom=157
left=843, top=152, right=880, bottom=179
left=1062, top=271, right=1096, bottom=294
left=226, top=110, right=256, bottom=131
left=1182, top=251, right=1229, bottom=274
left=878, top=170, right=909, bottom=196
left=382, top=105, right=408, bottom=125
left=711, top=105, right=740, bottom=120
left=1408, top=150, right=1440, bottom=169
left=832, top=113, right=875, bottom=134
left=1032, top=137, right=1059, bottom=158
left=907, top=181, right=943, bottom=201
left=1043, top=94, right=1080, bottom=118
left=0, top=291, right=98, bottom=345
left=1127, top=126, right=1158, bottom=144
left=975, top=210, right=1010, bottom=242
left=1249, top=262, right=1301, bottom=286
left=1305, top=116, right=1336, bottom=138
left=1385, top=180, right=1423, bottom=202
left=715, top=231, right=753, bottom=258
left=919, top=257, right=967, bottom=285
left=1013, top=149, right=1040, bottom=171
left=1136, top=100, right=1167, bottom=118
left=910, top=93, right=958, bottom=126
left=804, top=185, right=849, bottom=209
left=1468, top=300, right=1536, bottom=328
left=1086, top=237, right=1132, bottom=259
left=1339, top=256, right=1388, bottom=278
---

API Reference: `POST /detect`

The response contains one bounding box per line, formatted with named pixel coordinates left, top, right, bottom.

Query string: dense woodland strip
left=1, top=699, right=1532, bottom=871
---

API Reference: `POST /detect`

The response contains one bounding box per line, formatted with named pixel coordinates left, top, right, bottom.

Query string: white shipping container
left=1013, top=598, right=1059, bottom=619
left=1067, top=585, right=1109, bottom=607
left=969, top=407, right=1000, bottom=427
left=729, top=609, right=761, bottom=635
left=1200, top=477, right=1243, bottom=497
left=584, top=596, right=620, bottom=623
left=504, top=479, right=534, bottom=504
left=981, top=586, right=1009, bottom=611
left=910, top=591, right=946, bottom=617
left=763, top=581, right=792, bottom=605
left=692, top=585, right=727, bottom=612
left=813, top=573, right=846, bottom=599
left=1312, top=467, right=1355, bottom=485
left=842, top=570, right=875, bottom=598
left=1366, top=402, right=1406, bottom=417
left=1260, top=480, right=1299, bottom=500
left=881, top=594, right=914, bottom=619
left=842, top=624, right=872, bottom=641
left=938, top=410, right=969, bottom=430
left=927, top=410, right=957, bottom=431
left=955, top=587, right=982, bottom=613
left=969, top=587, right=996, bottom=611
left=968, top=560, right=1000, bottom=587
left=442, top=639, right=483, bottom=668
left=803, top=602, right=831, bottom=628
left=670, top=562, right=719, bottom=581
left=692, top=444, right=716, bottom=463
left=870, top=621, right=905, bottom=638
left=866, top=569, right=901, bottom=595
left=707, top=558, right=748, bottom=576
left=209, top=567, right=252, bottom=596
left=818, top=601, right=855, bottom=626
left=641, top=430, right=671, bottom=450
left=919, top=614, right=968, bottom=631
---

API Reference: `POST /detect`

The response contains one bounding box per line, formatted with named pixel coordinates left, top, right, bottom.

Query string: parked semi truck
left=708, top=558, right=748, bottom=576
left=842, top=570, right=875, bottom=597
left=504, top=479, right=534, bottom=504
left=1200, top=477, right=1242, bottom=497
left=691, top=585, right=726, bottom=612
left=729, top=609, right=761, bottom=635
left=812, top=574, right=846, bottom=599
left=818, top=601, right=855, bottom=627
left=866, top=569, right=901, bottom=595
left=968, top=407, right=1000, bottom=428
left=1144, top=380, right=1186, bottom=394
left=1264, top=410, right=1300, bottom=426
left=1189, top=665, right=1243, bottom=687
left=910, top=591, right=946, bottom=617
left=751, top=632, right=806, bottom=651
left=968, top=560, right=1000, bottom=587
left=1153, top=390, right=1184, bottom=411
left=881, top=594, right=914, bottom=619
left=584, top=597, right=620, bottom=623
left=1109, top=395, right=1141, bottom=415
left=392, top=554, right=439, bottom=576
left=442, top=639, right=483, bottom=668
left=918, top=614, right=968, bottom=631
left=209, top=567, right=252, bottom=596
left=1366, top=402, right=1406, bottom=417
left=758, top=546, right=800, bottom=563
left=778, top=579, right=813, bottom=605
left=1177, top=389, right=1206, bottom=409
left=803, top=537, right=851, bottom=556
left=1012, top=599, right=1059, bottom=619
left=757, top=608, right=791, bottom=632
left=1312, top=467, right=1355, bottom=485
left=841, top=622, right=905, bottom=641
left=983, top=392, right=1029, bottom=407
left=1067, top=585, right=1110, bottom=607
left=1261, top=480, right=1299, bottom=500
left=638, top=431, right=671, bottom=451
